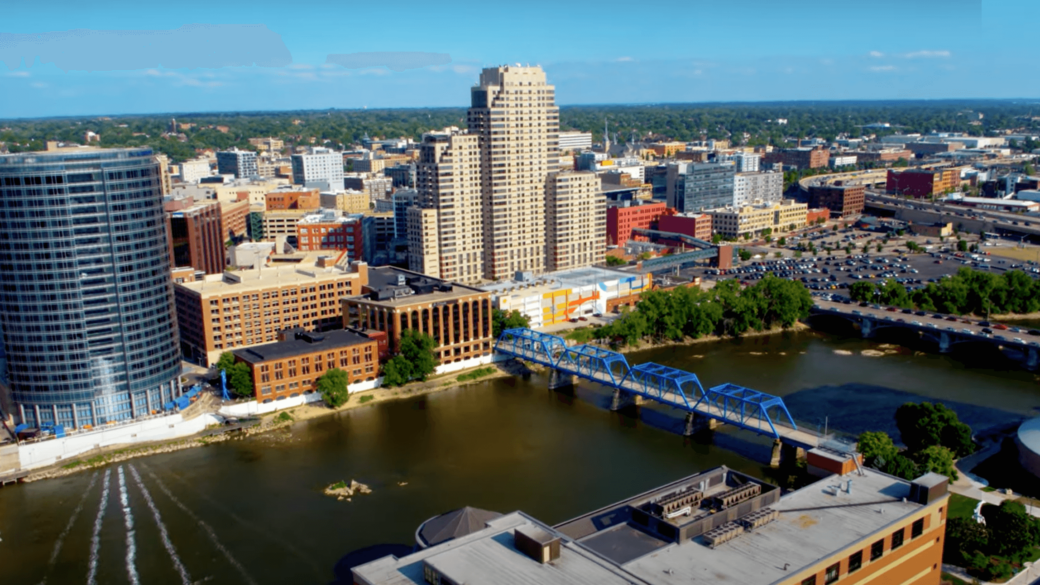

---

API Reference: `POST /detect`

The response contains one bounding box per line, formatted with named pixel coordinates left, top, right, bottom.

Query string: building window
left=848, top=551, right=863, bottom=573
left=801, top=576, right=817, bottom=585
left=911, top=518, right=924, bottom=539
left=824, top=563, right=839, bottom=584
left=891, top=528, right=904, bottom=550
left=871, top=539, right=884, bottom=561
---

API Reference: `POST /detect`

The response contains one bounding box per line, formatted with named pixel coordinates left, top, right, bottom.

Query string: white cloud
left=903, top=50, right=951, bottom=58
left=616, top=56, right=634, bottom=62
left=30, top=81, right=47, bottom=88
left=6, top=70, right=30, bottom=77
left=869, top=51, right=884, bottom=58
left=869, top=65, right=896, bottom=72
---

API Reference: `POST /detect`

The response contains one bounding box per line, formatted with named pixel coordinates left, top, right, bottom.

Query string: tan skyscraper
left=411, top=130, right=484, bottom=284
left=468, top=65, right=559, bottom=281
left=546, top=171, right=605, bottom=271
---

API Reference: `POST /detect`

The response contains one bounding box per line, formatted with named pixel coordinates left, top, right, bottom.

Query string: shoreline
left=604, top=322, right=811, bottom=355
left=18, top=359, right=532, bottom=483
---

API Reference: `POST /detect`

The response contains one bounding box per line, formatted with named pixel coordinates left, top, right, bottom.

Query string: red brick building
left=806, top=208, right=831, bottom=225
left=606, top=202, right=668, bottom=246
left=232, top=329, right=379, bottom=404
left=265, top=188, right=320, bottom=211
left=765, top=147, right=829, bottom=169
left=167, top=200, right=226, bottom=275
left=658, top=213, right=712, bottom=241
left=886, top=169, right=960, bottom=198
left=296, top=215, right=364, bottom=260
left=809, top=184, right=866, bottom=218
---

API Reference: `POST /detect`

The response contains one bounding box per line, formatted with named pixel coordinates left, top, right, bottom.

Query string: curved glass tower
left=0, top=148, right=181, bottom=428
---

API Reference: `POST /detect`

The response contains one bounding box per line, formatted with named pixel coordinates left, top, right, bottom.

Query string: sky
left=0, top=0, right=1036, bottom=118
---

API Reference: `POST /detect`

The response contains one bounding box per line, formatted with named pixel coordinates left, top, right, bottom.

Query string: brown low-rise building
left=233, top=329, right=378, bottom=403
left=765, top=147, right=829, bottom=169
left=809, top=184, right=866, bottom=218
left=265, top=188, right=321, bottom=211
left=342, top=266, right=493, bottom=366
left=887, top=169, right=960, bottom=198
left=175, top=260, right=368, bottom=366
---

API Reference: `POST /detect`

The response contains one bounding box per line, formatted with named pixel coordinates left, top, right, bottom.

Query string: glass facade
left=676, top=162, right=736, bottom=213
left=0, top=148, right=181, bottom=428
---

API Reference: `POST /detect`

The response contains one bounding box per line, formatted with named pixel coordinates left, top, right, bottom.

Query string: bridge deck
left=495, top=328, right=818, bottom=449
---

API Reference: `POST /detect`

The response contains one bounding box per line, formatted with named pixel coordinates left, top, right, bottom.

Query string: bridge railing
left=494, top=328, right=800, bottom=441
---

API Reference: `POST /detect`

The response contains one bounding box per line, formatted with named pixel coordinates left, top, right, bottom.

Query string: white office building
left=558, top=131, right=593, bottom=152
left=733, top=172, right=783, bottom=206
left=216, top=148, right=258, bottom=179
left=732, top=152, right=760, bottom=173
left=291, top=147, right=345, bottom=189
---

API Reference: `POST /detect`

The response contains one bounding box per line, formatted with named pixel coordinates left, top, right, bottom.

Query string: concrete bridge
left=811, top=299, right=1040, bottom=368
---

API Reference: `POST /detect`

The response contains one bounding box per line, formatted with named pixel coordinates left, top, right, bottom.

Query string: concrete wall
left=17, top=413, right=223, bottom=471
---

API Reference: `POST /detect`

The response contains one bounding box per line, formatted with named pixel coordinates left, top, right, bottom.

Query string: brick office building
left=765, top=147, right=830, bottom=169
left=342, top=266, right=493, bottom=366
left=657, top=213, right=712, bottom=241
left=606, top=202, right=668, bottom=246
left=887, top=169, right=960, bottom=198
left=296, top=212, right=364, bottom=261
left=175, top=260, right=368, bottom=366
left=264, top=188, right=321, bottom=211
left=232, top=329, right=379, bottom=403
left=808, top=184, right=866, bottom=217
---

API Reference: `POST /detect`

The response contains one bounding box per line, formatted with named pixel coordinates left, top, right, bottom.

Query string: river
left=1, top=328, right=1036, bottom=585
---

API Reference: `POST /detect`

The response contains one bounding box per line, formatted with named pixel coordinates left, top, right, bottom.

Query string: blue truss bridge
left=495, top=328, right=819, bottom=455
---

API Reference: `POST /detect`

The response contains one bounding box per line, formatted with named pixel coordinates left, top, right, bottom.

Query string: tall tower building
left=292, top=147, right=344, bottom=189
left=0, top=148, right=182, bottom=428
left=413, top=129, right=484, bottom=284
left=216, top=148, right=258, bottom=179
left=546, top=171, right=605, bottom=272
left=468, top=65, right=559, bottom=281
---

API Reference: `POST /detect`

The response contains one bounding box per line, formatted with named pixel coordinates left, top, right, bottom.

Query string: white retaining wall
left=218, top=378, right=383, bottom=417
left=17, top=413, right=223, bottom=471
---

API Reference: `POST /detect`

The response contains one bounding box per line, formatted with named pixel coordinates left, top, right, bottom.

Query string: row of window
left=800, top=518, right=926, bottom=585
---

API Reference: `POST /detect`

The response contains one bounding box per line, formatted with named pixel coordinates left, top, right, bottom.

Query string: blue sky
left=0, top=0, right=1035, bottom=118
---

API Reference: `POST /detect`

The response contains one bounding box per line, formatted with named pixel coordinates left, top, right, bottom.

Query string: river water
left=1, top=328, right=1037, bottom=585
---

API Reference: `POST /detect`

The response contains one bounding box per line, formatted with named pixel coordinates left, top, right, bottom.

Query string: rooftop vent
left=704, top=522, right=744, bottom=549
left=713, top=482, right=761, bottom=509
left=514, top=525, right=560, bottom=564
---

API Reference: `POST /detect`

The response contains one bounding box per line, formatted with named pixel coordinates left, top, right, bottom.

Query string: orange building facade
left=233, top=329, right=379, bottom=403
left=265, top=188, right=321, bottom=211
left=606, top=202, right=668, bottom=246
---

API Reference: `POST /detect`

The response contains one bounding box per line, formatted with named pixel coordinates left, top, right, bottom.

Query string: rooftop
left=481, top=266, right=644, bottom=297
left=353, top=467, right=947, bottom=585
left=175, top=262, right=362, bottom=295
left=349, top=266, right=487, bottom=306
left=233, top=329, right=372, bottom=363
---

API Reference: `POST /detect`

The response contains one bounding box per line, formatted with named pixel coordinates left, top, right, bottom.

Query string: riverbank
left=16, top=359, right=532, bottom=483
left=585, top=322, right=811, bottom=355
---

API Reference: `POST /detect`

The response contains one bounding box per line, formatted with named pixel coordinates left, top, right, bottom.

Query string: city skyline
left=1, top=0, right=1036, bottom=118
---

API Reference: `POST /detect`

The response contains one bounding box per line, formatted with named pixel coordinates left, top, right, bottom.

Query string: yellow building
left=709, top=200, right=808, bottom=238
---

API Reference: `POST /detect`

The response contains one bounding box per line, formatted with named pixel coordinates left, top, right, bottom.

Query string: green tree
left=228, top=362, right=254, bottom=398
left=857, top=431, right=898, bottom=466
left=738, top=249, right=752, bottom=262
left=895, top=402, right=974, bottom=457
left=492, top=309, right=531, bottom=337
left=316, top=368, right=350, bottom=407
left=605, top=255, right=627, bottom=267
left=957, top=239, right=968, bottom=252
left=981, top=501, right=1038, bottom=558
left=215, top=352, right=236, bottom=373
left=399, top=329, right=438, bottom=382
left=876, top=243, right=883, bottom=253
left=882, top=453, right=920, bottom=480
left=849, top=281, right=877, bottom=302
left=774, top=252, right=782, bottom=258
left=381, top=356, right=413, bottom=387
left=943, top=518, right=990, bottom=566
left=914, top=445, right=959, bottom=481
left=777, top=237, right=787, bottom=246
left=712, top=233, right=723, bottom=244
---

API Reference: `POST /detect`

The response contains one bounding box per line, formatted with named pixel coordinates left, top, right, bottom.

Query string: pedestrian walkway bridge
left=495, top=328, right=819, bottom=451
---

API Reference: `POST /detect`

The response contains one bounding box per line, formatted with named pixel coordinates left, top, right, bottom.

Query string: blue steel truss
left=559, top=345, right=630, bottom=386
left=698, top=383, right=799, bottom=438
left=619, top=362, right=705, bottom=410
left=494, top=328, right=798, bottom=441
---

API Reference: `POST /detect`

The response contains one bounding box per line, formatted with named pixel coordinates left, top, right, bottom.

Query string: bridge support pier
left=939, top=332, right=952, bottom=354
left=1028, top=348, right=1039, bottom=370
left=610, top=389, right=639, bottom=411
left=861, top=318, right=876, bottom=339
left=770, top=440, right=807, bottom=468
left=683, top=412, right=721, bottom=436
left=548, top=370, right=575, bottom=392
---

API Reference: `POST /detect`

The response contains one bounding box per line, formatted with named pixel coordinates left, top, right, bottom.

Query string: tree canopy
left=492, top=309, right=531, bottom=338
left=895, top=402, right=974, bottom=457
left=317, top=368, right=350, bottom=408
left=382, top=330, right=438, bottom=387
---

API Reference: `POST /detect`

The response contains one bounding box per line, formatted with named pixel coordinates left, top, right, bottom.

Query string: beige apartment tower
left=546, top=171, right=605, bottom=271
left=407, top=206, right=441, bottom=277
left=413, top=130, right=484, bottom=283
left=468, top=65, right=559, bottom=281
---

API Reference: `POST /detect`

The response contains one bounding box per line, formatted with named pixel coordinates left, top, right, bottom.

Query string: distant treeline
left=2, top=100, right=1037, bottom=162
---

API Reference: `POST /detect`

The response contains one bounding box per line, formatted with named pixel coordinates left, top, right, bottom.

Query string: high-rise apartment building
left=291, top=147, right=344, bottom=189
left=468, top=65, right=559, bottom=280
left=166, top=199, right=226, bottom=275
left=546, top=171, right=605, bottom=271
left=407, top=207, right=441, bottom=277
left=732, top=151, right=761, bottom=173
left=734, top=171, right=783, bottom=206
left=178, top=157, right=212, bottom=183
left=216, top=148, right=259, bottom=179
left=0, top=148, right=182, bottom=428
left=413, top=129, right=484, bottom=284
left=667, top=162, right=736, bottom=213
